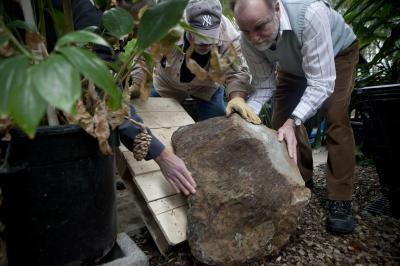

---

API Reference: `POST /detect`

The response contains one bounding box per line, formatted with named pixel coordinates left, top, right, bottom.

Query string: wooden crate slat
left=122, top=150, right=160, bottom=175
left=151, top=127, right=180, bottom=149
left=134, top=171, right=177, bottom=202
left=148, top=194, right=187, bottom=216
left=132, top=98, right=186, bottom=113
left=154, top=206, right=188, bottom=245
left=119, top=144, right=129, bottom=152
left=115, top=98, right=194, bottom=251
left=115, top=148, right=170, bottom=255
left=137, top=112, right=194, bottom=129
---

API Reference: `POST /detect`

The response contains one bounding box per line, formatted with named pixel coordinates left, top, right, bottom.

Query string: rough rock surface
left=171, top=114, right=311, bottom=265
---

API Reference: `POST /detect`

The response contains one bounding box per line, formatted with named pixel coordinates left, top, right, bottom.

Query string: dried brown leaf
left=76, top=99, right=95, bottom=137
left=94, top=98, right=112, bottom=155
left=150, top=43, right=162, bottom=62
left=107, top=83, right=129, bottom=129
left=138, top=61, right=152, bottom=102
left=208, top=44, right=240, bottom=83
left=0, top=41, right=14, bottom=57
left=160, top=45, right=175, bottom=62
left=185, top=44, right=208, bottom=81
left=0, top=117, right=13, bottom=140
left=26, top=31, right=46, bottom=60
left=129, top=84, right=141, bottom=98
left=227, top=43, right=240, bottom=70
left=88, top=81, right=98, bottom=103
left=107, top=108, right=127, bottom=129
left=25, top=31, right=43, bottom=48
left=209, top=46, right=224, bottom=84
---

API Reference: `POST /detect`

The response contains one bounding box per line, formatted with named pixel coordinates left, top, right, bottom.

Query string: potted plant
left=0, top=0, right=188, bottom=265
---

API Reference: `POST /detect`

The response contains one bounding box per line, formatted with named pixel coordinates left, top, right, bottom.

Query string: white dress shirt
left=245, top=1, right=350, bottom=122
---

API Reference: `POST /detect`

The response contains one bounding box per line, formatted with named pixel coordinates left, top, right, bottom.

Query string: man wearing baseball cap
left=133, top=0, right=260, bottom=123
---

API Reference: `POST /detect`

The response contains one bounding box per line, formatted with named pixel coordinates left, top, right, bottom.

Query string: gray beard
left=254, top=40, right=276, bottom=51
left=254, top=18, right=280, bottom=51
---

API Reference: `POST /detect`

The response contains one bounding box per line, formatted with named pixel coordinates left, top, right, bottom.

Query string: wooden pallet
left=115, top=98, right=194, bottom=255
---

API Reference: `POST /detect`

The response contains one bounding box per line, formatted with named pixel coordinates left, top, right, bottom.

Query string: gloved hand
left=225, top=97, right=262, bottom=124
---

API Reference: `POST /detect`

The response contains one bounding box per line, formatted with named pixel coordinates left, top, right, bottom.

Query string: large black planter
left=354, top=84, right=400, bottom=217
left=0, top=125, right=117, bottom=265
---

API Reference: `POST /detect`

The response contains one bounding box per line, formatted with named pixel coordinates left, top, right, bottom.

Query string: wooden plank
left=154, top=206, right=188, bottom=245
left=152, top=127, right=179, bottom=148
left=115, top=148, right=170, bottom=255
left=119, top=144, right=129, bottom=152
left=134, top=171, right=177, bottom=202
left=132, top=98, right=186, bottom=113
left=137, top=112, right=194, bottom=129
left=148, top=194, right=187, bottom=216
left=115, top=98, right=194, bottom=250
left=123, top=150, right=160, bottom=175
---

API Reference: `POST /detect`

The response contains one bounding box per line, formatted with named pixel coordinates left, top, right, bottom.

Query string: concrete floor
left=115, top=177, right=145, bottom=236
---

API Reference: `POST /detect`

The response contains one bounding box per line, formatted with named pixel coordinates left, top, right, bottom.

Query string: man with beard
left=231, top=0, right=359, bottom=234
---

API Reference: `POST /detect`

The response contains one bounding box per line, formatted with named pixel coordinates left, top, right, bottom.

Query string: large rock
left=172, top=114, right=311, bottom=265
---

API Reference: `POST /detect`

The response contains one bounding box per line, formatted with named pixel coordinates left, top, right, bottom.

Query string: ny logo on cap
left=202, top=15, right=212, bottom=27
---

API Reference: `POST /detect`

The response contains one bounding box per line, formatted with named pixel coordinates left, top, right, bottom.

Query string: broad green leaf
left=102, top=7, right=133, bottom=38
left=178, top=20, right=207, bottom=41
left=0, top=55, right=29, bottom=115
left=31, top=54, right=81, bottom=114
left=58, top=46, right=122, bottom=109
left=119, top=39, right=137, bottom=64
left=83, top=26, right=99, bottom=32
left=9, top=68, right=47, bottom=138
left=137, top=0, right=188, bottom=51
left=159, top=25, right=184, bottom=46
left=55, top=30, right=112, bottom=50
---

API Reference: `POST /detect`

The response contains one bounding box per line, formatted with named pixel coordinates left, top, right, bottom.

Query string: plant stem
left=8, top=32, right=32, bottom=57
left=124, top=116, right=147, bottom=131
left=46, top=106, right=60, bottom=126
left=17, top=0, right=37, bottom=30
left=62, top=0, right=74, bottom=32
left=116, top=50, right=140, bottom=83
left=17, top=0, right=60, bottom=126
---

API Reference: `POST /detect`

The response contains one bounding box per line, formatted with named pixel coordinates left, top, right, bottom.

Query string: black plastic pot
left=354, top=84, right=400, bottom=217
left=0, top=125, right=118, bottom=266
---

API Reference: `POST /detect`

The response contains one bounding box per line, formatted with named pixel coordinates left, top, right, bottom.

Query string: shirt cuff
left=145, top=135, right=164, bottom=161
left=118, top=105, right=166, bottom=161
left=226, top=80, right=253, bottom=98
left=292, top=101, right=315, bottom=123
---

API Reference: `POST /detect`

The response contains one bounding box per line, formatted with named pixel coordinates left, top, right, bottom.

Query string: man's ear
left=275, top=0, right=280, bottom=17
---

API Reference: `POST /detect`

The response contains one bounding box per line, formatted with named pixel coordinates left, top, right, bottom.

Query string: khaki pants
left=272, top=41, right=359, bottom=200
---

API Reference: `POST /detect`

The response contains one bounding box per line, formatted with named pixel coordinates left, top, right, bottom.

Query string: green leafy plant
left=0, top=0, right=188, bottom=152
left=335, top=0, right=400, bottom=87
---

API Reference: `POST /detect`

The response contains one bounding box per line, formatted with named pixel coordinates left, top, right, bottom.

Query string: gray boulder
left=171, top=114, right=311, bottom=265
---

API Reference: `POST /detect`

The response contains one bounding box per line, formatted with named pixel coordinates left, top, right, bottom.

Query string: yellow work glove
left=225, top=97, right=262, bottom=125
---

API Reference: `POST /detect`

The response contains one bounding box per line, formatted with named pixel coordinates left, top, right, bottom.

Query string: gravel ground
left=131, top=165, right=400, bottom=265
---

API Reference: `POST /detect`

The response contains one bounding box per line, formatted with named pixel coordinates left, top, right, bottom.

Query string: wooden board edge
left=115, top=148, right=171, bottom=256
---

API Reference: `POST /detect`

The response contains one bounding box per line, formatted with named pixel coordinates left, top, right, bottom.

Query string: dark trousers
left=272, top=41, right=359, bottom=200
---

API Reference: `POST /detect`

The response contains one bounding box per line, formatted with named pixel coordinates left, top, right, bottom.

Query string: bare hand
left=154, top=149, right=197, bottom=196
left=277, top=119, right=298, bottom=164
